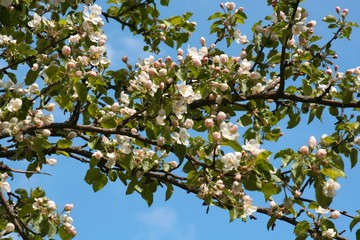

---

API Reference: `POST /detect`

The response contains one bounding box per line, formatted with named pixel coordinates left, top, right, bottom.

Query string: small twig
left=0, top=163, right=52, bottom=176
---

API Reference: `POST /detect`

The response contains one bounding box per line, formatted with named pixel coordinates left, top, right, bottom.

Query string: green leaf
left=109, top=170, right=118, bottom=182
left=160, top=0, right=170, bottom=6
left=208, top=12, right=223, bottom=20
left=268, top=52, right=281, bottom=64
left=294, top=220, right=310, bottom=238
left=351, top=148, right=358, bottom=168
left=25, top=69, right=40, bottom=85
left=101, top=115, right=117, bottom=128
left=356, top=229, right=360, bottom=240
left=88, top=103, right=98, bottom=117
left=239, top=114, right=252, bottom=126
left=31, top=187, right=46, bottom=198
left=173, top=144, right=186, bottom=163
left=84, top=168, right=101, bottom=185
left=315, top=178, right=332, bottom=208
left=92, top=173, right=108, bottom=192
left=322, top=15, right=337, bottom=23
left=74, top=81, right=88, bottom=103
left=222, top=139, right=243, bottom=152
left=59, top=226, right=74, bottom=240
left=141, top=182, right=157, bottom=206
left=165, top=183, right=174, bottom=201
left=287, top=112, right=300, bottom=129
left=107, top=6, right=120, bottom=16
left=351, top=214, right=360, bottom=231
left=261, top=182, right=281, bottom=200
left=267, top=215, right=277, bottom=231
left=321, top=167, right=345, bottom=179
left=57, top=139, right=72, bottom=149
left=229, top=208, right=238, bottom=222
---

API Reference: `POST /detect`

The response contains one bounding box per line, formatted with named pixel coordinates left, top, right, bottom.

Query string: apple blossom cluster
left=93, top=134, right=160, bottom=171
left=0, top=80, right=56, bottom=139
left=32, top=198, right=77, bottom=236
left=52, top=3, right=110, bottom=88
left=197, top=179, right=257, bottom=220
left=62, top=203, right=77, bottom=236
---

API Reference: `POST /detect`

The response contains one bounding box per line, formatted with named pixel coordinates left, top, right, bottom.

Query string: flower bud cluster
left=62, top=203, right=77, bottom=236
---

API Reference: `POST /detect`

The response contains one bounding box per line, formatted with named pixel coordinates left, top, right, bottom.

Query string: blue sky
left=8, top=0, right=360, bottom=239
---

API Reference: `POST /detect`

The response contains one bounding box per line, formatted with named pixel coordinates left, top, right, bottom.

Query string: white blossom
left=28, top=13, right=42, bottom=28
left=172, top=128, right=190, bottom=145
left=89, top=45, right=110, bottom=66
left=46, top=158, right=57, bottom=166
left=105, top=152, right=117, bottom=168
left=47, top=200, right=57, bottom=211
left=322, top=179, right=340, bottom=198
left=221, top=152, right=241, bottom=172
left=220, top=122, right=240, bottom=141
left=7, top=98, right=22, bottom=112
left=292, top=22, right=307, bottom=36
left=322, top=228, right=336, bottom=238
left=242, top=195, right=257, bottom=218
left=172, top=99, right=187, bottom=119
left=83, top=4, right=103, bottom=26
left=242, top=139, right=261, bottom=155
left=316, top=206, right=329, bottom=215
left=0, top=179, right=10, bottom=192
left=234, top=30, right=248, bottom=44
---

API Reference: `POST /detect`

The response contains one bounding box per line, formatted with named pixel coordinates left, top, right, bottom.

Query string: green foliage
left=0, top=0, right=359, bottom=239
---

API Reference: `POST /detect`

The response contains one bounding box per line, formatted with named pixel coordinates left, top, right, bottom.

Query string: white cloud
left=132, top=206, right=196, bottom=240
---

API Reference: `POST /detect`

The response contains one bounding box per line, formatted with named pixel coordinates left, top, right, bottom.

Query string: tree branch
left=0, top=191, right=29, bottom=240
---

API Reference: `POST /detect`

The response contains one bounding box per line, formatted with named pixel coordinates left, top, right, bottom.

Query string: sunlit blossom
left=322, top=179, right=340, bottom=198
left=221, top=152, right=241, bottom=172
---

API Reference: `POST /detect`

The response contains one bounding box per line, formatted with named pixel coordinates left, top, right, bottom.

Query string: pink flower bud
left=41, top=129, right=51, bottom=137
left=316, top=149, right=327, bottom=159
left=45, top=103, right=55, bottom=112
left=177, top=48, right=183, bottom=56
left=200, top=37, right=206, bottom=45
left=299, top=145, right=309, bottom=155
left=64, top=203, right=74, bottom=211
left=154, top=61, right=161, bottom=68
left=353, top=68, right=360, bottom=76
left=330, top=210, right=340, bottom=219
left=308, top=136, right=317, bottom=149
left=326, top=68, right=333, bottom=76
left=234, top=173, right=241, bottom=181
left=67, top=60, right=76, bottom=69
left=307, top=20, right=316, bottom=28
left=217, top=111, right=227, bottom=121
left=62, top=45, right=71, bottom=57
left=87, top=70, right=97, bottom=77
left=294, top=190, right=302, bottom=197
left=75, top=70, right=83, bottom=77
left=212, top=131, right=221, bottom=141
left=122, top=56, right=128, bottom=63
left=204, top=118, right=214, bottom=128
left=165, top=56, right=172, bottom=63
left=336, top=6, right=341, bottom=14
left=169, top=161, right=178, bottom=168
